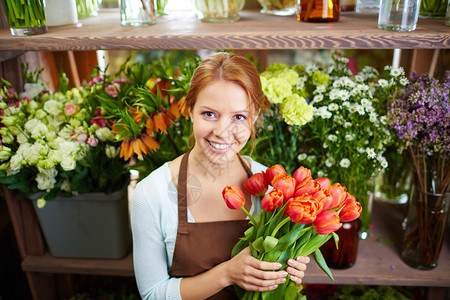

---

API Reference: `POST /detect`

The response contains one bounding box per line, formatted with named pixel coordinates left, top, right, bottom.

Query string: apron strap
left=176, top=150, right=252, bottom=235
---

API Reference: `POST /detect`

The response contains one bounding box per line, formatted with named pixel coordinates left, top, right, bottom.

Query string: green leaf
left=252, top=236, right=264, bottom=253
left=263, top=236, right=278, bottom=252
left=314, top=249, right=335, bottom=282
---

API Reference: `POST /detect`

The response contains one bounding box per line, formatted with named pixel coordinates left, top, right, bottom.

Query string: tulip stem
left=241, top=207, right=257, bottom=225
left=271, top=216, right=291, bottom=237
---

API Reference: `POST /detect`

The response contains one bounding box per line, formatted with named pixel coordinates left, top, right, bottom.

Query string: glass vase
left=193, top=0, right=245, bottom=22
left=375, top=152, right=412, bottom=204
left=320, top=219, right=362, bottom=269
left=355, top=0, right=380, bottom=13
left=378, top=0, right=421, bottom=31
left=258, top=0, right=298, bottom=15
left=76, top=0, right=99, bottom=18
left=2, top=0, right=47, bottom=36
left=296, top=0, right=340, bottom=22
left=120, top=0, right=157, bottom=26
left=419, top=0, right=447, bottom=17
left=401, top=189, right=450, bottom=270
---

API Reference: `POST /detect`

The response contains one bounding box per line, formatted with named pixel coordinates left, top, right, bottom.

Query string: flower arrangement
left=252, top=51, right=391, bottom=232
left=88, top=55, right=200, bottom=179
left=222, top=163, right=362, bottom=299
left=387, top=70, right=450, bottom=268
left=0, top=69, right=129, bottom=206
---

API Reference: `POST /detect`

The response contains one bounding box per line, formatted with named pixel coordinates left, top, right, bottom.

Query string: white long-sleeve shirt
left=130, top=157, right=267, bottom=300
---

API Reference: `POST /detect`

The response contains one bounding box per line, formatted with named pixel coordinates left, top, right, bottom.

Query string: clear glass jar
left=2, top=0, right=47, bottom=36
left=194, top=0, right=245, bottom=22
left=120, top=0, right=157, bottom=26
left=297, top=0, right=340, bottom=22
left=76, top=0, right=99, bottom=18
left=355, top=0, right=380, bottom=13
left=258, top=0, right=297, bottom=16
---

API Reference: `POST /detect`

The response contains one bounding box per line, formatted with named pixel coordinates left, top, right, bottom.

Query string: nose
left=213, top=118, right=233, bottom=140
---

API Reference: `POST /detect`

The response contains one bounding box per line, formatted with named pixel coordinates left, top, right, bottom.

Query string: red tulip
left=329, top=183, right=347, bottom=209
left=265, top=164, right=287, bottom=185
left=312, top=188, right=333, bottom=211
left=286, top=194, right=323, bottom=224
left=295, top=177, right=320, bottom=197
left=339, top=193, right=362, bottom=222
left=292, top=166, right=311, bottom=186
left=222, top=185, right=245, bottom=210
left=272, top=174, right=296, bottom=201
left=244, top=172, right=268, bottom=197
left=313, top=210, right=342, bottom=235
left=261, top=188, right=284, bottom=213
left=316, top=177, right=331, bottom=190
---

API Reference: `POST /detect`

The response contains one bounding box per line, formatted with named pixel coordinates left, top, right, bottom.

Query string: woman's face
left=190, top=79, right=252, bottom=166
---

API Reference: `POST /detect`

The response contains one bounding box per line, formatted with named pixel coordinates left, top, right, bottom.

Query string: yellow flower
left=280, top=94, right=314, bottom=126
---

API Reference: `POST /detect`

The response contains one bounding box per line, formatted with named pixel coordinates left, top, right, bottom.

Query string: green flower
left=262, top=77, right=293, bottom=104
left=312, top=70, right=330, bottom=86
left=280, top=94, right=314, bottom=126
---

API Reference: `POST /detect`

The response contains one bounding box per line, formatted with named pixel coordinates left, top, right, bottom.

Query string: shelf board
left=21, top=200, right=450, bottom=286
left=22, top=251, right=134, bottom=277
left=0, top=10, right=449, bottom=51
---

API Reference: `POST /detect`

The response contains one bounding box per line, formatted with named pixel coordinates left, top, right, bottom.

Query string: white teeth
left=209, top=141, right=230, bottom=150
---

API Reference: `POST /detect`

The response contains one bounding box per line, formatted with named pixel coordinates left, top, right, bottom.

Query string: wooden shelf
left=19, top=200, right=450, bottom=287
left=0, top=10, right=449, bottom=51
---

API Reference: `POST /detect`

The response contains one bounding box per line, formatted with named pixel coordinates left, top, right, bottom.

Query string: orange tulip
left=272, top=174, right=296, bottom=201
left=329, top=183, right=347, bottom=210
left=339, top=193, right=362, bottom=222
left=286, top=194, right=323, bottom=224
left=313, top=210, right=342, bottom=235
left=295, top=177, right=320, bottom=197
left=265, top=164, right=287, bottom=185
left=222, top=185, right=245, bottom=210
left=244, top=172, right=268, bottom=197
left=261, top=188, right=284, bottom=213
left=292, top=166, right=311, bottom=186
left=316, top=177, right=331, bottom=190
left=312, top=188, right=333, bottom=211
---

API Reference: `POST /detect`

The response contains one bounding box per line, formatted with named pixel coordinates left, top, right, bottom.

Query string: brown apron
left=169, top=150, right=252, bottom=300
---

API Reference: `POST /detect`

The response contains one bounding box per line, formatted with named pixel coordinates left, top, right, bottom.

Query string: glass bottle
left=320, top=219, right=361, bottom=269
left=120, top=0, right=157, bottom=26
left=297, top=0, right=340, bottom=22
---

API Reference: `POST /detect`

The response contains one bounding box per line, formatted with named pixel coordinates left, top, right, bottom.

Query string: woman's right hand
left=223, top=247, right=288, bottom=292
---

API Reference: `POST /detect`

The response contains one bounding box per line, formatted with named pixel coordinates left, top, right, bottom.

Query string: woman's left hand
left=286, top=256, right=310, bottom=285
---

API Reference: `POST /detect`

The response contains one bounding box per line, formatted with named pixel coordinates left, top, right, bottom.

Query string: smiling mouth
left=208, top=140, right=232, bottom=150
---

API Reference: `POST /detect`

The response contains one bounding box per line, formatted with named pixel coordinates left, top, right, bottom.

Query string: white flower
left=340, top=158, right=351, bottom=168
left=95, top=127, right=114, bottom=142
left=48, top=149, right=63, bottom=163
left=366, top=148, right=376, bottom=159
left=400, top=78, right=409, bottom=86
left=357, top=147, right=365, bottom=153
left=329, top=89, right=340, bottom=100
left=317, top=170, right=325, bottom=178
left=305, top=64, right=318, bottom=74
left=312, top=94, right=323, bottom=103
left=325, top=157, right=334, bottom=167
left=344, top=122, right=352, bottom=128
left=37, top=198, right=47, bottom=208
left=297, top=153, right=307, bottom=161
left=380, top=116, right=387, bottom=125
left=105, top=145, right=120, bottom=159
left=23, top=143, right=48, bottom=165
left=43, top=99, right=64, bottom=116
left=61, top=180, right=71, bottom=192
left=316, top=107, right=332, bottom=119
left=338, top=89, right=350, bottom=101
left=345, top=134, right=355, bottom=141
left=267, top=124, right=273, bottom=131
left=356, top=105, right=365, bottom=115
left=307, top=155, right=316, bottom=162
left=60, top=155, right=77, bottom=171
left=369, top=112, right=378, bottom=123
left=7, top=154, right=23, bottom=175
left=378, top=79, right=389, bottom=88
left=315, top=85, right=326, bottom=93
left=390, top=67, right=404, bottom=77
left=327, top=134, right=338, bottom=142
left=35, top=168, right=57, bottom=191
left=328, top=103, right=339, bottom=111
left=19, top=83, right=44, bottom=100
left=0, top=146, right=12, bottom=161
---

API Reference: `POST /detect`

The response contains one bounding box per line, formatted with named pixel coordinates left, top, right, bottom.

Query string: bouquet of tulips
left=222, top=164, right=362, bottom=299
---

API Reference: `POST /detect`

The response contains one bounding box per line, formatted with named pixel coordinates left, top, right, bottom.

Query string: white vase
left=45, top=0, right=79, bottom=26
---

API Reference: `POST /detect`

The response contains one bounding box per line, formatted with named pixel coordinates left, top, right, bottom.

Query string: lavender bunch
left=387, top=71, right=450, bottom=158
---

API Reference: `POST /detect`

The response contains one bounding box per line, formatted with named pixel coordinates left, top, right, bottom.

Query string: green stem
left=271, top=216, right=291, bottom=237
left=241, top=206, right=257, bottom=226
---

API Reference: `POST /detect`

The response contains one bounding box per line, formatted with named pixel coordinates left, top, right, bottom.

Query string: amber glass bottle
left=297, top=0, right=340, bottom=22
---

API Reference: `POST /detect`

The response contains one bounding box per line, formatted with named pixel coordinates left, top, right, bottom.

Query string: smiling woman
left=130, top=52, right=311, bottom=300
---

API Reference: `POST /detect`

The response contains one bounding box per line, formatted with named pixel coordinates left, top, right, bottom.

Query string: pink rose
left=65, top=104, right=80, bottom=116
